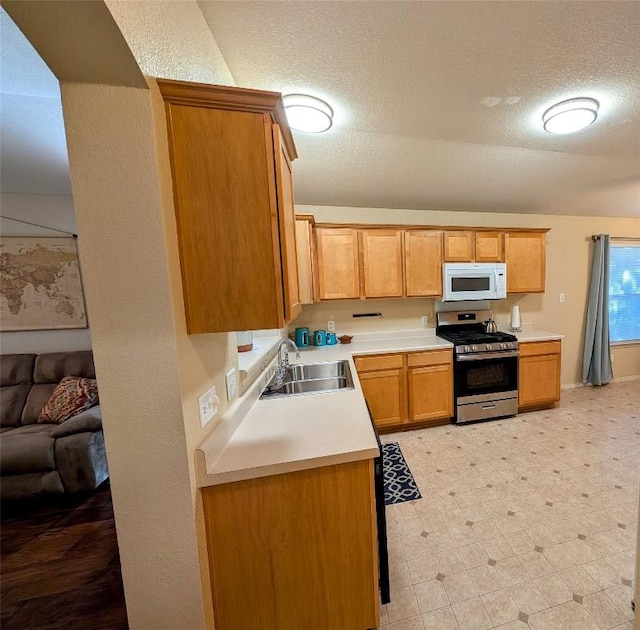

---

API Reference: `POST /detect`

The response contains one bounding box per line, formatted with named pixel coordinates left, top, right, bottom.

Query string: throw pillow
left=38, top=375, right=99, bottom=424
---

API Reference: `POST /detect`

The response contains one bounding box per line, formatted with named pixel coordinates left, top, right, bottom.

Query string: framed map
left=0, top=236, right=88, bottom=331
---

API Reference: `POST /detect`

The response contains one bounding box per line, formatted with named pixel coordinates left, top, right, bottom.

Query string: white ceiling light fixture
left=542, top=97, right=599, bottom=134
left=283, top=94, right=334, bottom=133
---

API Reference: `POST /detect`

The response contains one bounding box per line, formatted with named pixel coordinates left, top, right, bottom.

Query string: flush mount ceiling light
left=283, top=94, right=334, bottom=133
left=542, top=97, right=599, bottom=134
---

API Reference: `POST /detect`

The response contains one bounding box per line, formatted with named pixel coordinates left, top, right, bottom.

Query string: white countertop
left=196, top=330, right=452, bottom=487
left=512, top=329, right=565, bottom=342
left=195, top=327, right=562, bottom=487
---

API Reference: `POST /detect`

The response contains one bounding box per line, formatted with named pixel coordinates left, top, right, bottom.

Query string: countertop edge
left=196, top=445, right=380, bottom=487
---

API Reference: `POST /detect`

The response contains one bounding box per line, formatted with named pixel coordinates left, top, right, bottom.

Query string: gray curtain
left=583, top=234, right=613, bottom=385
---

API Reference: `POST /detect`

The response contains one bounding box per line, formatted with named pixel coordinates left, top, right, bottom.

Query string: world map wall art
left=0, top=236, right=88, bottom=331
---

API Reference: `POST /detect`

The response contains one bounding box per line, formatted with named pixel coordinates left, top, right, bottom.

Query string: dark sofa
left=0, top=351, right=109, bottom=500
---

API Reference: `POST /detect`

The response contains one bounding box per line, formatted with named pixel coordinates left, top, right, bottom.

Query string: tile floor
left=378, top=381, right=639, bottom=630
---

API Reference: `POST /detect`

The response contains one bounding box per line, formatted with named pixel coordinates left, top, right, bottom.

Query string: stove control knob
left=507, top=342, right=514, bottom=349
left=464, top=345, right=471, bottom=353
left=472, top=345, right=478, bottom=352
left=500, top=343, right=505, bottom=349
left=486, top=344, right=492, bottom=351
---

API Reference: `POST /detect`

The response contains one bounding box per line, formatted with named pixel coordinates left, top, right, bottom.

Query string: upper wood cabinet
left=475, top=231, right=504, bottom=262
left=404, top=231, right=442, bottom=297
left=159, top=80, right=299, bottom=333
left=295, top=216, right=316, bottom=305
left=505, top=231, right=546, bottom=293
left=273, top=126, right=302, bottom=322
left=309, top=223, right=549, bottom=300
left=316, top=228, right=360, bottom=300
left=444, top=231, right=474, bottom=261
left=361, top=229, right=403, bottom=298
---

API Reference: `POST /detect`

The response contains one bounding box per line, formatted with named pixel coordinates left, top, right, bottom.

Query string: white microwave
left=443, top=262, right=507, bottom=301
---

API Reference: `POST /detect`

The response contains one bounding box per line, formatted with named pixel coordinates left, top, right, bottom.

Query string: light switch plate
left=198, top=386, right=219, bottom=428
left=225, top=368, right=237, bottom=401
left=327, top=319, right=336, bottom=332
left=421, top=315, right=429, bottom=326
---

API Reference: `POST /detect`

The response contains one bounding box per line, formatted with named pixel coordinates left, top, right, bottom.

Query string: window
left=609, top=243, right=640, bottom=343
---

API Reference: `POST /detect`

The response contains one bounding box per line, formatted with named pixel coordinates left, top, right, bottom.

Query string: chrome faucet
left=273, top=338, right=301, bottom=386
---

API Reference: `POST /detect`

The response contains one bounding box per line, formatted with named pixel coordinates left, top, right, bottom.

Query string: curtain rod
left=591, top=234, right=640, bottom=241
left=0, top=215, right=77, bottom=237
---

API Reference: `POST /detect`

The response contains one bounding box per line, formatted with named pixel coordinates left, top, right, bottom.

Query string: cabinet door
left=519, top=353, right=561, bottom=409
left=505, top=232, right=546, bottom=293
left=165, top=104, right=284, bottom=333
left=475, top=232, right=504, bottom=262
left=404, top=231, right=443, bottom=297
left=361, top=229, right=403, bottom=298
left=316, top=228, right=360, bottom=300
left=444, top=231, right=474, bottom=262
left=295, top=218, right=316, bottom=305
left=408, top=364, right=453, bottom=423
left=358, top=368, right=406, bottom=428
left=273, top=125, right=301, bottom=322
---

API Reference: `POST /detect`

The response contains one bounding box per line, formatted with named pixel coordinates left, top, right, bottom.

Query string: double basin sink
left=260, top=360, right=354, bottom=399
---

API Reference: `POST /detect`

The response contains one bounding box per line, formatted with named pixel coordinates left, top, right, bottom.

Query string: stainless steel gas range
left=436, top=310, right=519, bottom=424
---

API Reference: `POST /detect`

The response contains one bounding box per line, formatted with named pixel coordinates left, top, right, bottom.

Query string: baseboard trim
left=562, top=374, right=640, bottom=390
left=612, top=374, right=640, bottom=383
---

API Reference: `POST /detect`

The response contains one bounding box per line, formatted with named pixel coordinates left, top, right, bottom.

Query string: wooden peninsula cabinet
left=355, top=349, right=454, bottom=432
left=158, top=80, right=301, bottom=333
left=201, top=460, right=379, bottom=630
left=518, top=340, right=561, bottom=410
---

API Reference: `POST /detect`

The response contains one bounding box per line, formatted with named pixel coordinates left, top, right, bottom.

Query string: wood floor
left=1, top=482, right=128, bottom=630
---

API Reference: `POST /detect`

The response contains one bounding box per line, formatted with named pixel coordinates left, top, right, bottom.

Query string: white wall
left=0, top=192, right=92, bottom=353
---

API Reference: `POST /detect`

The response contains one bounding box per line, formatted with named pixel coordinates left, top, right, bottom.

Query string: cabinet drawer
left=406, top=349, right=452, bottom=368
left=519, top=340, right=561, bottom=357
left=354, top=354, right=404, bottom=372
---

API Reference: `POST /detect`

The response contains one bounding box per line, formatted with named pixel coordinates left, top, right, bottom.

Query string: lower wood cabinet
left=408, top=365, right=454, bottom=422
left=358, top=367, right=406, bottom=428
left=355, top=349, right=453, bottom=432
left=518, top=340, right=561, bottom=410
left=202, top=460, right=379, bottom=630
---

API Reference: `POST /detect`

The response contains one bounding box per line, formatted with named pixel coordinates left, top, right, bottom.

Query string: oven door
left=455, top=351, right=518, bottom=404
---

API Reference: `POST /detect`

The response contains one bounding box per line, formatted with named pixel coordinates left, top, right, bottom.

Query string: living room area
left=1, top=8, right=127, bottom=628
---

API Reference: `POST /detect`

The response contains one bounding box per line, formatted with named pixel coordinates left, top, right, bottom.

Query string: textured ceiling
left=200, top=0, right=640, bottom=217
left=2, top=2, right=639, bottom=216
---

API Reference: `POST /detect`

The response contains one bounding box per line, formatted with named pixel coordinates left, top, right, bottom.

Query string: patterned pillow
left=38, top=375, right=99, bottom=424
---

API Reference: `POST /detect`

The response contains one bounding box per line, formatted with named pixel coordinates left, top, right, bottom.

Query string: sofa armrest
left=50, top=405, right=102, bottom=438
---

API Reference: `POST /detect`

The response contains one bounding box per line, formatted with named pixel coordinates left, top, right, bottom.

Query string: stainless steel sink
left=260, top=360, right=354, bottom=399
left=288, top=360, right=351, bottom=382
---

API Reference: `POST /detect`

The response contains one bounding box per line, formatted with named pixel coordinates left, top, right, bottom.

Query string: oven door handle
left=457, top=350, right=519, bottom=361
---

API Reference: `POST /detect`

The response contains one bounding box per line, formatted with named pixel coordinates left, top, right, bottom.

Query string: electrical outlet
left=421, top=315, right=429, bottom=326
left=225, top=368, right=237, bottom=401
left=198, top=386, right=219, bottom=428
left=327, top=320, right=336, bottom=332
left=559, top=293, right=565, bottom=303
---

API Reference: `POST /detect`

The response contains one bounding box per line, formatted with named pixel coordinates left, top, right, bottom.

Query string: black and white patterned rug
left=382, top=442, right=422, bottom=506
